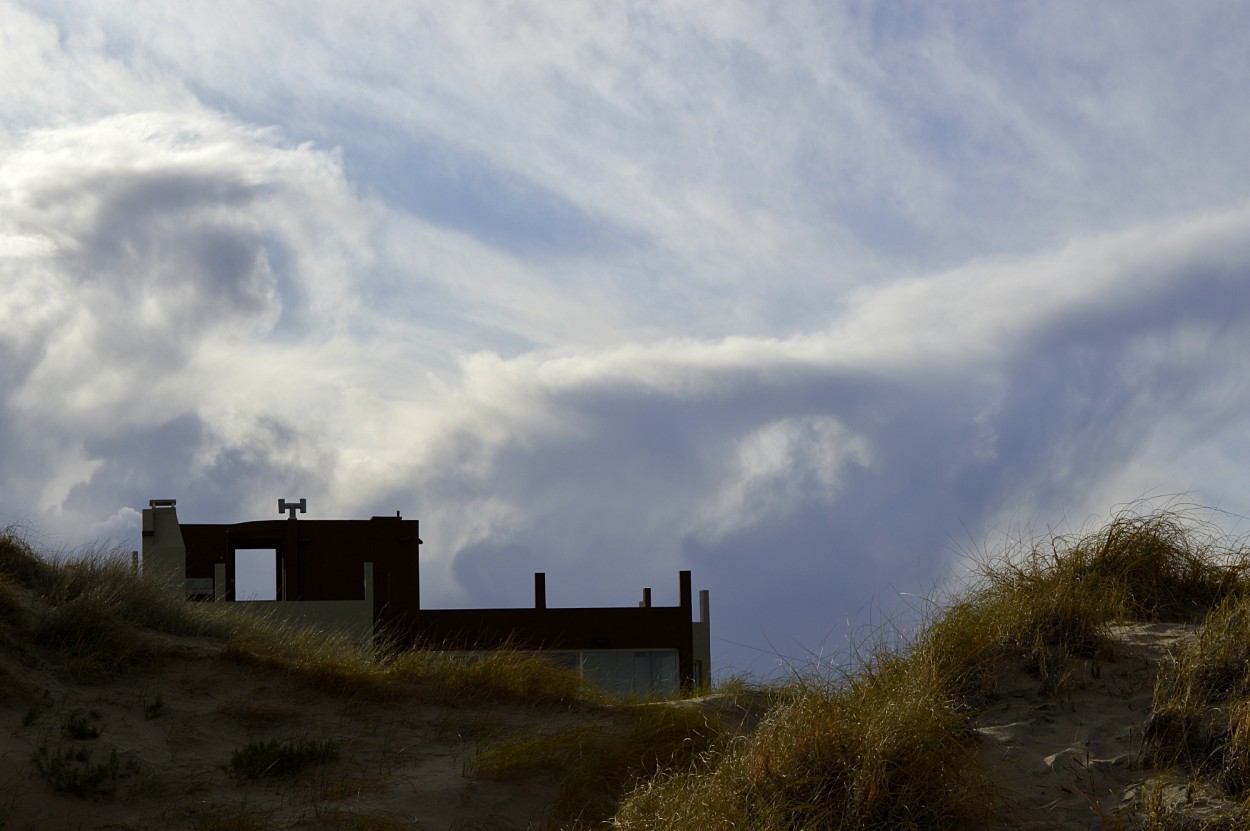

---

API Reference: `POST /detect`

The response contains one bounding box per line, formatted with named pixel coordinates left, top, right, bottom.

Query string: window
left=235, top=548, right=278, bottom=601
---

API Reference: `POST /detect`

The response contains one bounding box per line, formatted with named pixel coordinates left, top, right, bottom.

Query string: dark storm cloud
left=377, top=223, right=1250, bottom=673
left=58, top=412, right=338, bottom=540
left=39, top=168, right=279, bottom=321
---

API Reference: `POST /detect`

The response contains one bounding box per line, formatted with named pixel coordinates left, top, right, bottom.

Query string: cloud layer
left=5, top=1, right=1250, bottom=673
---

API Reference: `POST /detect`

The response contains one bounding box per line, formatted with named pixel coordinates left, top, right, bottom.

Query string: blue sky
left=4, top=1, right=1250, bottom=675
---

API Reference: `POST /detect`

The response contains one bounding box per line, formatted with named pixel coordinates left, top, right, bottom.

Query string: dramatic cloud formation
left=5, top=1, right=1250, bottom=673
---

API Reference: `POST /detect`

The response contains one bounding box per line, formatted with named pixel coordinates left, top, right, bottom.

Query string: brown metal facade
left=179, top=515, right=421, bottom=637
left=178, top=515, right=701, bottom=689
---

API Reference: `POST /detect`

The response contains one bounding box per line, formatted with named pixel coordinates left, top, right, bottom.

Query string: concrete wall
left=141, top=502, right=187, bottom=590
left=212, top=561, right=375, bottom=643
left=692, top=589, right=712, bottom=688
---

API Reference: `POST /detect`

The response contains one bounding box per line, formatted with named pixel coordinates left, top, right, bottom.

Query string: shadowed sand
left=975, top=622, right=1240, bottom=829
left=0, top=632, right=561, bottom=830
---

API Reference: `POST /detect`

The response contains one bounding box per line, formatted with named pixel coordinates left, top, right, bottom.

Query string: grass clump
left=2, top=525, right=602, bottom=709
left=0, top=529, right=239, bottom=682
left=229, top=737, right=340, bottom=780
left=616, top=656, right=999, bottom=831
left=472, top=704, right=722, bottom=828
left=32, top=742, right=138, bottom=798
left=62, top=710, right=102, bottom=740
left=920, top=506, right=1246, bottom=700
left=1143, top=593, right=1250, bottom=797
left=222, top=622, right=601, bottom=709
left=388, top=647, right=605, bottom=709
left=615, top=504, right=1250, bottom=831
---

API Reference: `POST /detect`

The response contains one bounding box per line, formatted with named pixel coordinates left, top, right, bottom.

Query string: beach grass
left=6, top=503, right=1250, bottom=829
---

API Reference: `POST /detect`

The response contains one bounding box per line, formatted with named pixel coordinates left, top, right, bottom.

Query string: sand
left=4, top=620, right=1238, bottom=829
left=974, top=622, right=1240, bottom=829
left=0, top=633, right=561, bottom=830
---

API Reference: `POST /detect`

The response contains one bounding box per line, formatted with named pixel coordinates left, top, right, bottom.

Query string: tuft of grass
left=471, top=704, right=722, bottom=828
left=187, top=801, right=275, bottom=831
left=615, top=657, right=1001, bottom=831
left=143, top=694, right=165, bottom=720
left=0, top=528, right=55, bottom=592
left=1143, top=592, right=1250, bottom=797
left=62, top=710, right=102, bottom=740
left=3, top=528, right=600, bottom=709
left=300, top=807, right=411, bottom=831
left=615, top=505, right=1250, bottom=831
left=31, top=741, right=139, bottom=798
left=1126, top=774, right=1248, bottom=831
left=215, top=697, right=298, bottom=726
left=33, top=592, right=175, bottom=682
left=228, top=737, right=340, bottom=780
left=918, top=506, right=1247, bottom=699
left=223, top=622, right=604, bottom=710
left=387, top=646, right=606, bottom=709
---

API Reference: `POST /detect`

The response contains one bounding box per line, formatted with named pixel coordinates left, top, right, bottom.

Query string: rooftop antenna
left=278, top=498, right=307, bottom=520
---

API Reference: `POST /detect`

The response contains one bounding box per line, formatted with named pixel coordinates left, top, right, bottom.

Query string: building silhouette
left=142, top=499, right=711, bottom=694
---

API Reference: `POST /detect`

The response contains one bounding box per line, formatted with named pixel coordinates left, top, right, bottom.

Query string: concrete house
left=141, top=499, right=712, bottom=695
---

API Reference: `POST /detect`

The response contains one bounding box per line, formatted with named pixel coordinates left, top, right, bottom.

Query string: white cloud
left=7, top=0, right=1250, bottom=673
left=692, top=416, right=872, bottom=543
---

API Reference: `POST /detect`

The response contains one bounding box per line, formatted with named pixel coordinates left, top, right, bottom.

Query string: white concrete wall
left=141, top=502, right=186, bottom=590
left=221, top=562, right=375, bottom=643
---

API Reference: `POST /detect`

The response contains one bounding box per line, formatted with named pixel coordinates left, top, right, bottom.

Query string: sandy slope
left=0, top=633, right=562, bottom=830
left=6, top=617, right=1236, bottom=830
left=974, top=622, right=1241, bottom=830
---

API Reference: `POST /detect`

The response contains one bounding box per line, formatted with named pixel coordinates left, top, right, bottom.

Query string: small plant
left=62, top=710, right=101, bottom=740
left=20, top=689, right=53, bottom=726
left=143, top=695, right=164, bottom=720
left=189, top=801, right=275, bottom=831
left=31, top=740, right=137, bottom=798
left=471, top=704, right=725, bottom=827
left=229, top=737, right=340, bottom=780
left=215, top=697, right=297, bottom=725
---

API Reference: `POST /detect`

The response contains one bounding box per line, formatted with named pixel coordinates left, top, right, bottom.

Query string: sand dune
left=975, top=623, right=1240, bottom=829
left=1, top=632, right=561, bottom=830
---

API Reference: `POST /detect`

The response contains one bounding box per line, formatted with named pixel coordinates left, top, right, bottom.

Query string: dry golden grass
left=616, top=503, right=1250, bottom=831
left=471, top=703, right=724, bottom=828
left=0, top=525, right=601, bottom=709
left=8, top=504, right=1250, bottom=830
left=1144, top=593, right=1250, bottom=800
left=614, top=651, right=1002, bottom=831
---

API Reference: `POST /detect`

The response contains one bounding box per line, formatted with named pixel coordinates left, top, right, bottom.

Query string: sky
left=4, top=1, right=1250, bottom=676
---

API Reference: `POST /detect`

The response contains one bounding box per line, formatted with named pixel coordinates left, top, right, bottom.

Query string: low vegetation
left=1143, top=592, right=1250, bottom=797
left=229, top=737, right=340, bottom=780
left=470, top=703, right=726, bottom=827
left=6, top=503, right=1250, bottom=829
left=615, top=504, right=1250, bottom=831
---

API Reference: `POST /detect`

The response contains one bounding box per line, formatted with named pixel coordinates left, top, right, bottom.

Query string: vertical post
left=534, top=572, right=546, bottom=609
left=678, top=570, right=694, bottom=691
left=694, top=589, right=712, bottom=690
left=283, top=514, right=299, bottom=601
left=642, top=587, right=652, bottom=608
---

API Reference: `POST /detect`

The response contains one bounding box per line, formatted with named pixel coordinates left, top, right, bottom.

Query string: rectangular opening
left=235, top=548, right=278, bottom=601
